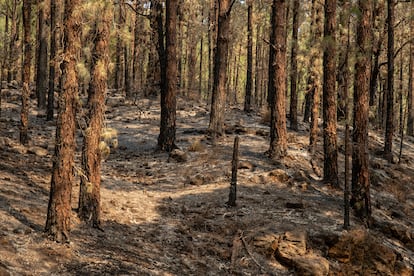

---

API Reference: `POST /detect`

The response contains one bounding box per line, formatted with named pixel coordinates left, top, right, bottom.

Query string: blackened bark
left=45, top=0, right=81, bottom=243
left=244, top=1, right=253, bottom=112
left=208, top=0, right=234, bottom=137
left=407, top=1, right=414, bottom=136
left=384, top=0, right=394, bottom=161
left=352, top=0, right=372, bottom=224
left=78, top=2, right=112, bottom=228
left=227, top=136, right=239, bottom=207
left=289, top=0, right=299, bottom=130
left=36, top=0, right=49, bottom=109
left=47, top=0, right=59, bottom=121
left=21, top=0, right=32, bottom=145
left=268, top=0, right=287, bottom=158
left=323, top=0, right=338, bottom=187
left=158, top=0, right=178, bottom=151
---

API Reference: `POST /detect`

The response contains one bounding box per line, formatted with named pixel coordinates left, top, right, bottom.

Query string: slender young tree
left=20, top=0, right=32, bottom=145
left=243, top=0, right=253, bottom=112
left=78, top=0, right=112, bottom=228
left=208, top=0, right=235, bottom=137
left=352, top=0, right=372, bottom=224
left=289, top=0, right=299, bottom=130
left=323, top=0, right=338, bottom=187
left=268, top=0, right=287, bottom=158
left=158, top=0, right=178, bottom=151
left=45, top=0, right=81, bottom=242
left=384, top=0, right=395, bottom=161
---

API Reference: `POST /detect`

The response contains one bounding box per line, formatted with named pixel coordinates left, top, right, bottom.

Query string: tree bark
left=36, top=0, right=49, bottom=109
left=78, top=1, right=112, bottom=228
left=309, top=0, right=323, bottom=154
left=407, top=0, right=414, bottom=136
left=352, top=0, right=372, bottom=224
left=208, top=0, right=234, bottom=137
left=289, top=0, right=299, bottom=130
left=323, top=0, right=338, bottom=187
left=244, top=1, right=253, bottom=112
left=384, top=0, right=395, bottom=161
left=47, top=0, right=60, bottom=121
left=158, top=0, right=178, bottom=151
left=45, top=0, right=81, bottom=243
left=20, top=0, right=33, bottom=145
left=268, top=0, right=287, bottom=159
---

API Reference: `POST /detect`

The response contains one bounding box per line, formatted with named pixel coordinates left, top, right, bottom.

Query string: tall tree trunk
left=309, top=0, right=323, bottom=154
left=114, top=1, right=124, bottom=91
left=36, top=0, right=49, bottom=109
left=47, top=0, right=60, bottom=121
left=384, top=0, right=395, bottom=161
left=254, top=24, right=262, bottom=107
left=268, top=0, right=287, bottom=158
left=45, top=0, right=81, bottom=243
left=132, top=1, right=142, bottom=95
left=352, top=0, right=372, bottom=224
left=21, top=0, right=32, bottom=145
left=198, top=7, right=204, bottom=98
left=146, top=1, right=162, bottom=97
left=323, top=0, right=338, bottom=187
left=7, top=0, right=19, bottom=83
left=266, top=3, right=276, bottom=109
left=158, top=0, right=178, bottom=151
left=289, top=0, right=299, bottom=130
left=407, top=0, right=414, bottom=136
left=208, top=0, right=234, bottom=137
left=244, top=1, right=253, bottom=112
left=78, top=1, right=112, bottom=228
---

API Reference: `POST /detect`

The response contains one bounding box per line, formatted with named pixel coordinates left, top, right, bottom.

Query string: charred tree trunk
left=323, top=0, right=338, bottom=187
left=20, top=0, right=32, bottom=145
left=384, top=0, right=395, bottom=161
left=289, top=0, right=299, bottom=130
left=45, top=0, right=81, bottom=243
left=407, top=1, right=414, bottom=136
left=351, top=0, right=372, bottom=224
left=268, top=0, right=287, bottom=159
left=36, top=0, right=49, bottom=109
left=208, top=0, right=234, bottom=137
left=266, top=4, right=276, bottom=109
left=309, top=0, right=323, bottom=154
left=78, top=1, right=111, bottom=228
left=47, top=0, right=60, bottom=121
left=158, top=0, right=178, bottom=151
left=244, top=1, right=253, bottom=112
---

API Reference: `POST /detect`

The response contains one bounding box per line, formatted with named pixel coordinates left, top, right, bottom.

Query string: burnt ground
left=0, top=89, right=413, bottom=275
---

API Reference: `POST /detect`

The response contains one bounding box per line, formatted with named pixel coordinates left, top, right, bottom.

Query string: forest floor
left=0, top=88, right=413, bottom=275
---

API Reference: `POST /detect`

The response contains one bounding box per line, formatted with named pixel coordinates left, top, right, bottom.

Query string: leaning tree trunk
left=20, top=0, right=32, bottom=145
left=208, top=0, right=234, bottom=137
left=36, top=0, right=49, bottom=109
left=352, top=0, right=372, bottom=224
left=158, top=0, right=178, bottom=151
left=323, top=0, right=338, bottom=187
left=244, top=0, right=253, bottom=112
left=268, top=0, right=287, bottom=159
left=45, top=0, right=81, bottom=243
left=78, top=0, right=112, bottom=228
left=384, top=0, right=395, bottom=161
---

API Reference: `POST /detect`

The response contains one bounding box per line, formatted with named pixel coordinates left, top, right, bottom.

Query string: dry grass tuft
left=188, top=139, right=205, bottom=152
